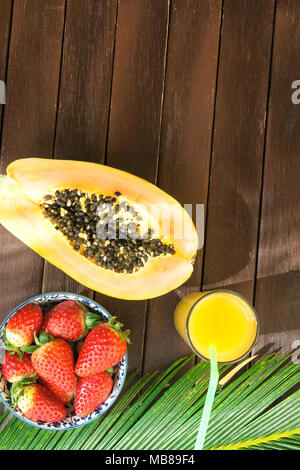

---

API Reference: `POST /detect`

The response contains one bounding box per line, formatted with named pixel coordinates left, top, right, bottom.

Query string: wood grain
left=143, top=0, right=223, bottom=373
left=0, top=0, right=299, bottom=398
left=0, top=0, right=65, bottom=318
left=96, top=0, right=170, bottom=373
left=0, top=0, right=12, bottom=415
left=202, top=0, right=275, bottom=302
left=0, top=0, right=12, bottom=131
left=1, top=0, right=65, bottom=164
left=104, top=0, right=169, bottom=181
left=0, top=0, right=12, bottom=75
left=54, top=0, right=117, bottom=162
left=42, top=0, right=117, bottom=296
left=254, top=0, right=300, bottom=354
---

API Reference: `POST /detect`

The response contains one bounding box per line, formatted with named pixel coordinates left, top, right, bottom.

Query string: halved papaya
left=0, top=158, right=198, bottom=300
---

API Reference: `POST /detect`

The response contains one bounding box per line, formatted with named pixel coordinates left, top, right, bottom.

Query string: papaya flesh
left=0, top=158, right=198, bottom=300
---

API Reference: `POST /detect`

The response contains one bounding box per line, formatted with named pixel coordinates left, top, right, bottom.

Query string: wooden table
left=0, top=0, right=299, bottom=391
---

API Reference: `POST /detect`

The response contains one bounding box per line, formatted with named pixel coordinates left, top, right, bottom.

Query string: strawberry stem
left=10, top=382, right=23, bottom=408
left=10, top=373, right=38, bottom=408
left=85, top=312, right=101, bottom=329
left=20, top=345, right=38, bottom=354
left=33, top=331, right=54, bottom=347
left=107, top=316, right=131, bottom=344
left=4, top=333, right=23, bottom=360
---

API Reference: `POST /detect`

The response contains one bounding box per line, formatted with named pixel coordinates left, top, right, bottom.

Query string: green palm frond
left=0, top=354, right=299, bottom=450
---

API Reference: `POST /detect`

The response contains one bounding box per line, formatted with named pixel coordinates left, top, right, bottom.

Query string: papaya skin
left=0, top=159, right=198, bottom=300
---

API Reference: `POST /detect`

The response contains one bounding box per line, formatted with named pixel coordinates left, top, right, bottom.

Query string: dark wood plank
left=96, top=0, right=170, bottom=373
left=42, top=0, right=117, bottom=295
left=0, top=0, right=12, bottom=418
left=254, top=0, right=300, bottom=354
left=0, top=0, right=12, bottom=73
left=105, top=0, right=169, bottom=182
left=1, top=0, right=65, bottom=164
left=0, top=0, right=65, bottom=318
left=202, top=0, right=275, bottom=302
left=54, top=0, right=117, bottom=162
left=143, top=0, right=223, bottom=373
left=0, top=0, right=12, bottom=131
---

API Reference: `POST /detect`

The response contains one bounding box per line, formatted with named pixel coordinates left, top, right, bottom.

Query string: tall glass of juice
left=174, top=290, right=258, bottom=363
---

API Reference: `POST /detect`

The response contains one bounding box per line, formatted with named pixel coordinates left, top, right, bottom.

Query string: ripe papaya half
left=0, top=158, right=198, bottom=300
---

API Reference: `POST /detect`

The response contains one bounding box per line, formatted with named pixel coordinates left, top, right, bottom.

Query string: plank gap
left=140, top=0, right=172, bottom=376
left=103, top=0, right=119, bottom=166
left=252, top=0, right=278, bottom=309
left=51, top=0, right=68, bottom=157
left=199, top=0, right=225, bottom=293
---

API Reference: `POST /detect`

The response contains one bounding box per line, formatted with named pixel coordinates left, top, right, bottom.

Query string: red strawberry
left=31, top=338, right=75, bottom=393
left=6, top=304, right=42, bottom=348
left=2, top=351, right=35, bottom=383
left=12, top=383, right=66, bottom=422
left=39, top=377, right=73, bottom=405
left=41, top=300, right=100, bottom=342
left=75, top=372, right=113, bottom=418
left=75, top=317, right=130, bottom=377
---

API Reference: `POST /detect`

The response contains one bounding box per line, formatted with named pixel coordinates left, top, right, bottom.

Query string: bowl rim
left=0, top=292, right=128, bottom=430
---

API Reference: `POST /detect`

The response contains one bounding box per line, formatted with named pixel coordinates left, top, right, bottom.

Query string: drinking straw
left=194, top=345, right=219, bottom=450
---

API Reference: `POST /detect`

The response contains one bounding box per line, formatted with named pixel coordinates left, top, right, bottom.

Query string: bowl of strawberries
left=0, top=292, right=128, bottom=430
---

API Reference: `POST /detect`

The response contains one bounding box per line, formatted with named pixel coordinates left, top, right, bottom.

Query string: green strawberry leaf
left=85, top=312, right=101, bottom=329
left=4, top=333, right=23, bottom=360
left=10, top=373, right=38, bottom=408
left=20, top=345, right=39, bottom=354
left=107, top=316, right=131, bottom=344
left=34, top=331, right=55, bottom=346
left=39, top=331, right=51, bottom=344
left=10, top=382, right=24, bottom=408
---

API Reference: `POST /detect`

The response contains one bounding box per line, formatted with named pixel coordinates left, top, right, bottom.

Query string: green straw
left=194, top=345, right=219, bottom=450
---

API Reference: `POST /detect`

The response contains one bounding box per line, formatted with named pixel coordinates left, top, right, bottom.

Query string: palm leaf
left=0, top=354, right=299, bottom=450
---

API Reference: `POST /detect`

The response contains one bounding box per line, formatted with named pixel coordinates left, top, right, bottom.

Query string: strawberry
left=31, top=338, right=75, bottom=393
left=38, top=378, right=73, bottom=405
left=75, top=317, right=130, bottom=377
left=41, top=300, right=100, bottom=342
left=75, top=372, right=113, bottom=418
left=11, top=383, right=66, bottom=422
left=6, top=303, right=42, bottom=348
left=2, top=351, right=35, bottom=383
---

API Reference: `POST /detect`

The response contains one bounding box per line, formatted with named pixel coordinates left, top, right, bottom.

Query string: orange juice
left=174, top=290, right=258, bottom=363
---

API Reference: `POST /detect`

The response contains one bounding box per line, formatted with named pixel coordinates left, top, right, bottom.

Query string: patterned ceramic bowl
left=0, top=292, right=128, bottom=430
